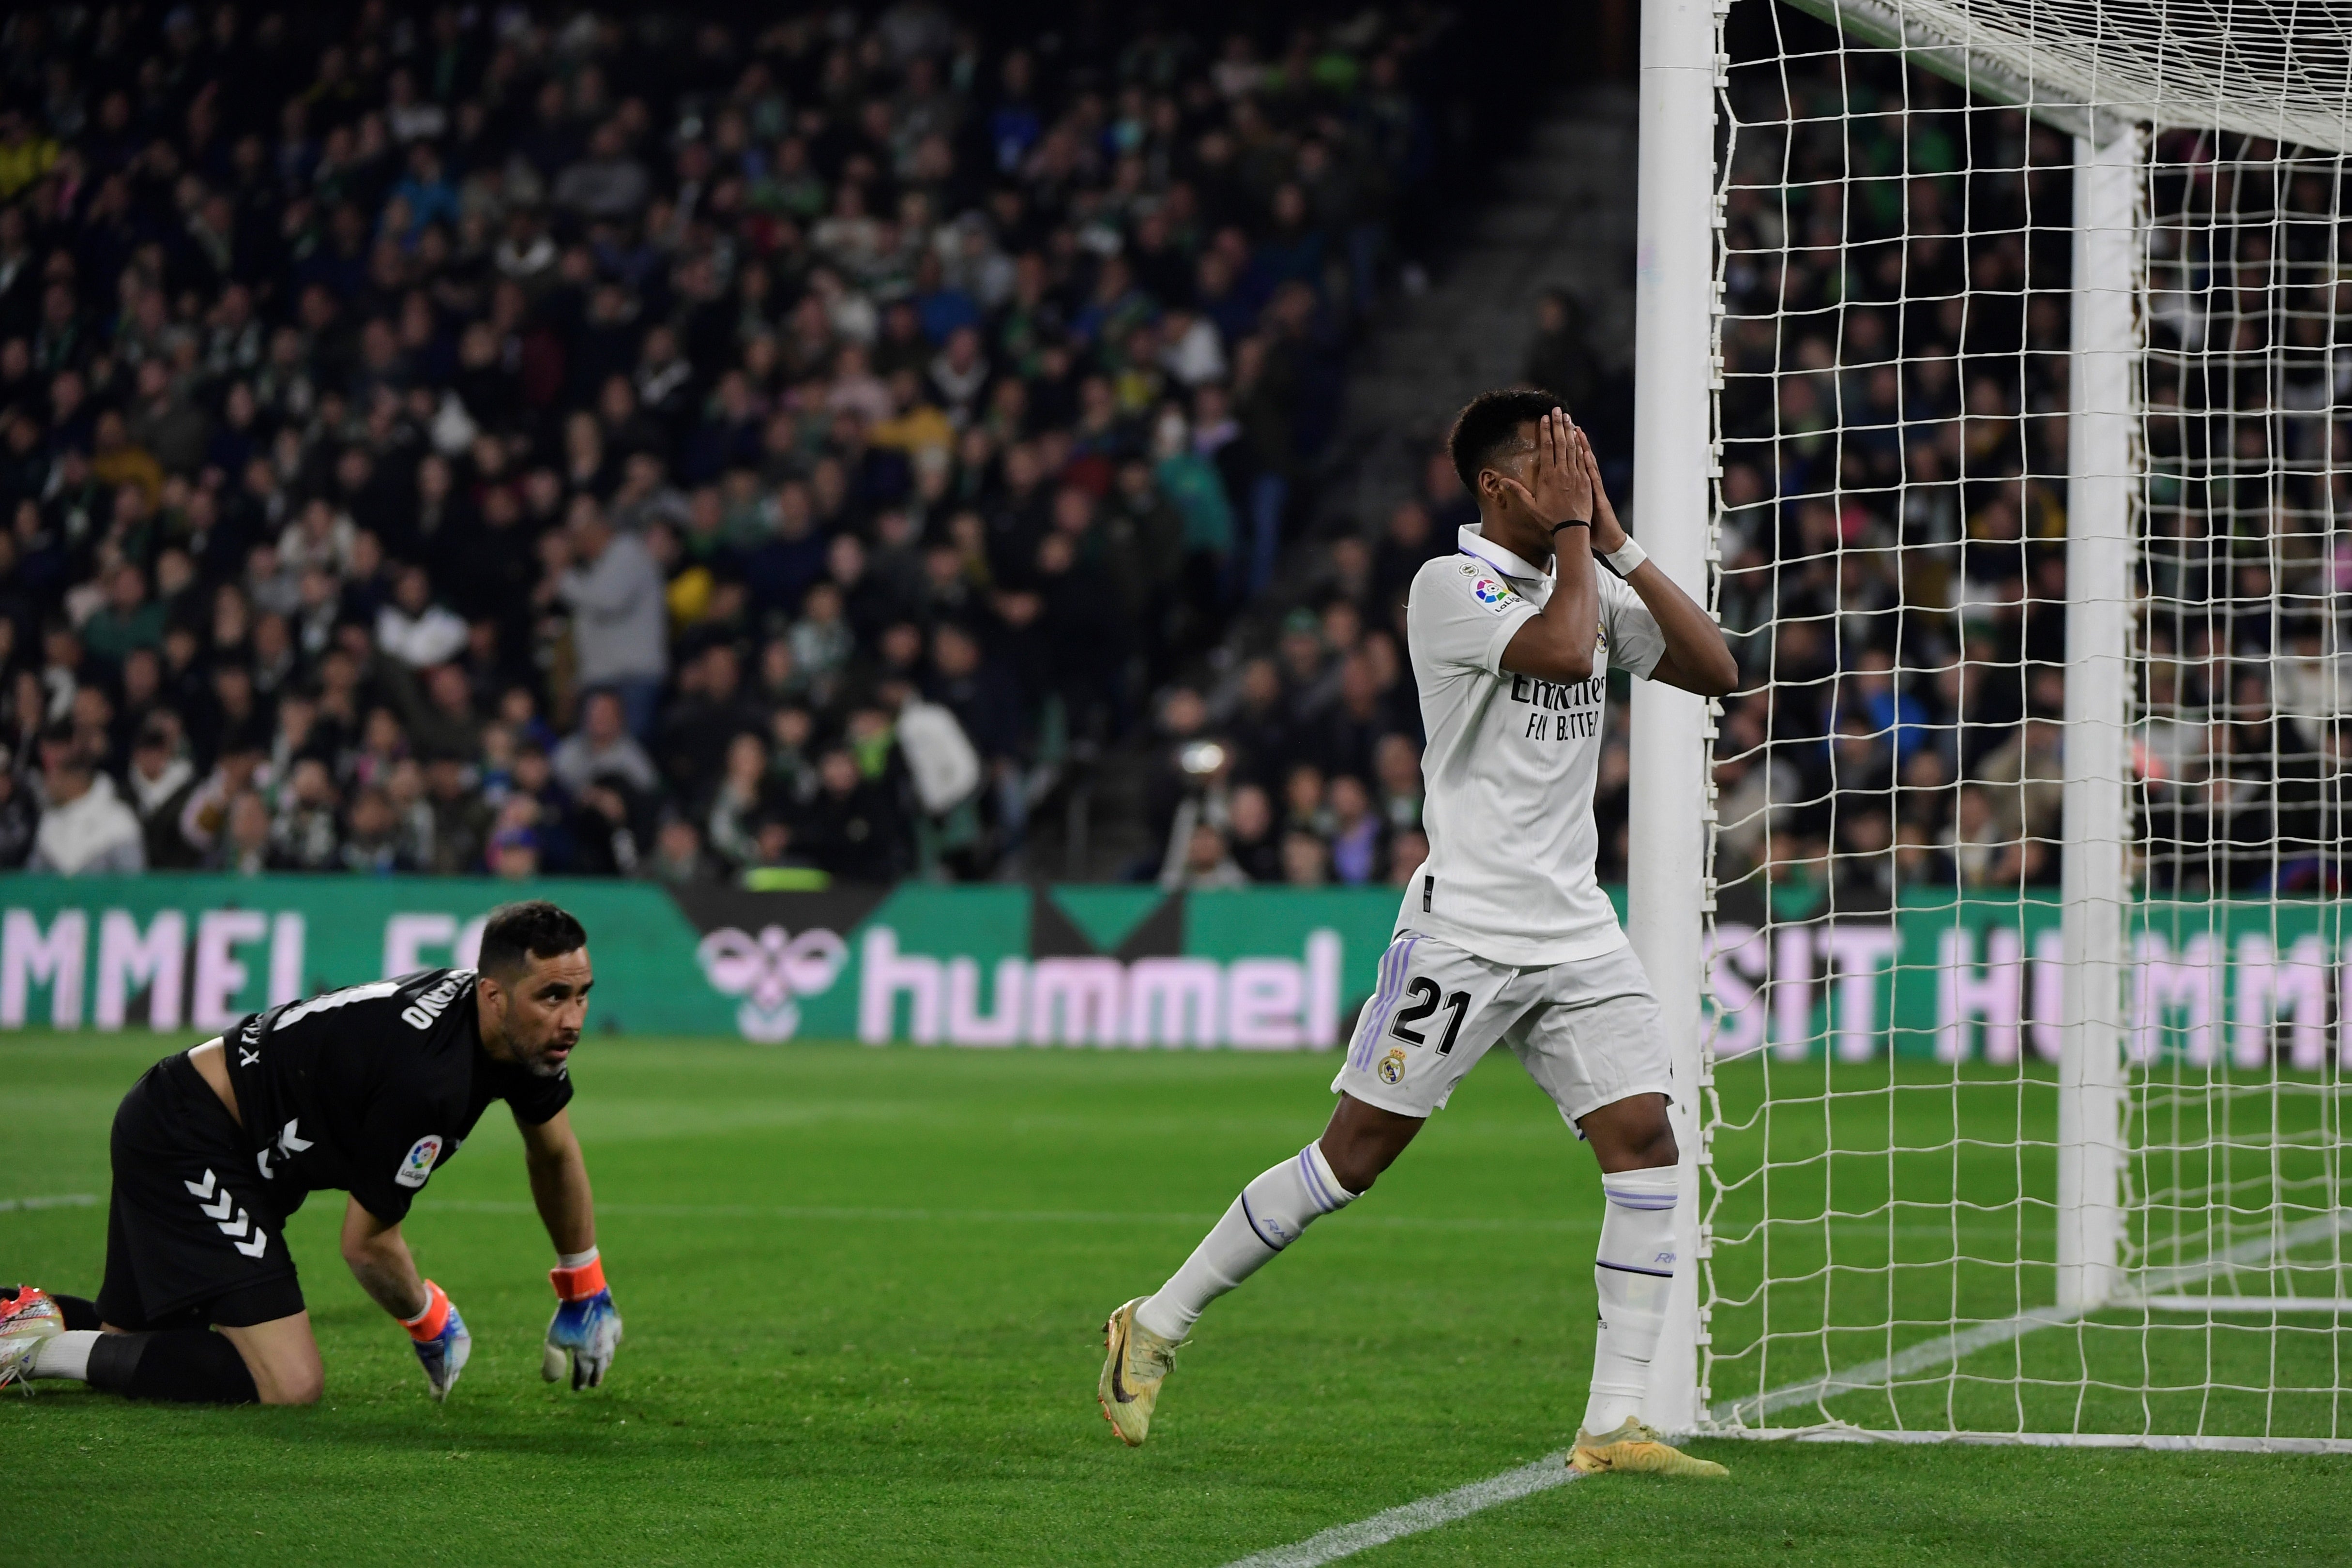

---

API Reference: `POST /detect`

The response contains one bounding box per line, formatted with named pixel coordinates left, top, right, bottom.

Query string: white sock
left=30, top=1329, right=101, bottom=1382
left=1582, top=1165, right=1680, bottom=1433
left=1136, top=1142, right=1358, bottom=1340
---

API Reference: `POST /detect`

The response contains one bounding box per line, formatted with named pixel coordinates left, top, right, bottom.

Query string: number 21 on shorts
left=1390, top=979, right=1470, bottom=1056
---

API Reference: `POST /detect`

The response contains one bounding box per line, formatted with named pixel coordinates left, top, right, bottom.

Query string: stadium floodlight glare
left=1628, top=0, right=2352, bottom=1451
left=1179, top=740, right=1230, bottom=777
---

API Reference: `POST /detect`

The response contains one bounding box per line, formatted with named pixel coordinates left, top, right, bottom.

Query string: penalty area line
left=1219, top=1455, right=1579, bottom=1568
left=0, top=1193, right=98, bottom=1214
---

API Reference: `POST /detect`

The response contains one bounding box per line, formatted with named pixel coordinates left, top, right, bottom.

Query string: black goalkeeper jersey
left=222, top=967, right=573, bottom=1224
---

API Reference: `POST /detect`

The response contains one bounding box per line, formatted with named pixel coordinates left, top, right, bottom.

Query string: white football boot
left=0, top=1287, right=65, bottom=1392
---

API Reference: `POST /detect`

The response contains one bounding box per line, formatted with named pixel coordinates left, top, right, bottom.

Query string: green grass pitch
left=5, top=1033, right=2349, bottom=1566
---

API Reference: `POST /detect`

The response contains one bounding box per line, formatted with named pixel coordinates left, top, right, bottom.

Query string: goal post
left=2055, top=121, right=2138, bottom=1317
left=1639, top=0, right=2352, bottom=1449
left=1626, top=0, right=1722, bottom=1439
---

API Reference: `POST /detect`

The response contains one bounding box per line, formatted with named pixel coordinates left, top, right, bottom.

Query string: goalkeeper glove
left=400, top=1279, right=470, bottom=1402
left=543, top=1250, right=622, bottom=1390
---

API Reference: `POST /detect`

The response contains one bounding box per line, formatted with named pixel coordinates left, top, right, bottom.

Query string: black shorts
left=96, top=1053, right=305, bottom=1331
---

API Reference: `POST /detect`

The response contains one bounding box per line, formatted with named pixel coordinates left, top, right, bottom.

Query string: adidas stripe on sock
left=1136, top=1142, right=1358, bottom=1340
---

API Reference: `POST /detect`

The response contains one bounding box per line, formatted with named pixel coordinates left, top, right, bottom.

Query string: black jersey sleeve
left=498, top=1061, right=575, bottom=1127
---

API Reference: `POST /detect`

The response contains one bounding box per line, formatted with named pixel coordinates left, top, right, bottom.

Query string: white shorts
left=1332, top=932, right=1674, bottom=1128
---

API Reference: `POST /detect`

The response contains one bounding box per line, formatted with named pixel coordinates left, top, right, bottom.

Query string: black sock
left=86, top=1330, right=260, bottom=1403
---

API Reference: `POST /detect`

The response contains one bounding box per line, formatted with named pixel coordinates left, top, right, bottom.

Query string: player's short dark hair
left=478, top=900, right=587, bottom=979
left=1448, top=388, right=1563, bottom=493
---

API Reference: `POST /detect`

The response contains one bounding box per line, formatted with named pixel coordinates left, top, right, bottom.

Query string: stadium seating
left=0, top=4, right=1554, bottom=889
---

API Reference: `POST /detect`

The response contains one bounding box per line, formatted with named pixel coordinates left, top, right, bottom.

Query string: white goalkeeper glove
left=543, top=1250, right=622, bottom=1390
left=401, top=1280, right=471, bottom=1402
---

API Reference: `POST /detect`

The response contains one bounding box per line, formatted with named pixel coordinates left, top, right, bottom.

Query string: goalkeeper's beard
left=484, top=990, right=580, bottom=1077
left=510, top=1028, right=578, bottom=1078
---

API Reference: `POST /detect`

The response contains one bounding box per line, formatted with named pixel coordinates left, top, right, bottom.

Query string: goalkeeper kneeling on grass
left=0, top=899, right=622, bottom=1405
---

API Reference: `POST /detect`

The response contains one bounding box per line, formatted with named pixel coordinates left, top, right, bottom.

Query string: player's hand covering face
left=1487, top=407, right=1594, bottom=530
left=485, top=948, right=594, bottom=1078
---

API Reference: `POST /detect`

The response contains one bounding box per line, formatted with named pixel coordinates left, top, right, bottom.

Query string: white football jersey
left=1395, top=524, right=1666, bottom=967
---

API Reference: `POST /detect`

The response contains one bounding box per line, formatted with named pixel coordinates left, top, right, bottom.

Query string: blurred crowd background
left=23, top=1, right=2310, bottom=905
left=0, top=0, right=1606, bottom=888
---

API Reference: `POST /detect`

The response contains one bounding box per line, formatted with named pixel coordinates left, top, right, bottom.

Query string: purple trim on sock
left=1297, top=1147, right=1338, bottom=1213
left=1239, top=1191, right=1285, bottom=1251
left=1602, top=1190, right=1681, bottom=1210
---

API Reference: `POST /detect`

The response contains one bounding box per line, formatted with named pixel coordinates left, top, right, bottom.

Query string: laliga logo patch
left=1470, top=575, right=1517, bottom=611
left=697, top=925, right=851, bottom=1042
left=1378, top=1047, right=1408, bottom=1085
left=394, top=1134, right=443, bottom=1190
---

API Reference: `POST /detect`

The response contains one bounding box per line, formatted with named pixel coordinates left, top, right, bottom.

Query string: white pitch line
left=1217, top=1201, right=2352, bottom=1565
left=2138, top=1295, right=2352, bottom=1313
left=1722, top=1423, right=2352, bottom=1455
left=0, top=1193, right=97, bottom=1214
left=422, top=1198, right=1600, bottom=1236
left=1217, top=1206, right=2352, bottom=1568
left=1712, top=1207, right=2352, bottom=1429
left=1713, top=1306, right=2083, bottom=1427
left=2124, top=1209, right=2352, bottom=1301
left=1220, top=1455, right=1579, bottom=1568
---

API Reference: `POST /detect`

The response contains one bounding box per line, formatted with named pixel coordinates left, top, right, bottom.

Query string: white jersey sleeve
left=1414, top=557, right=1542, bottom=677
left=1599, top=570, right=1667, bottom=680
left=1401, top=528, right=1680, bottom=969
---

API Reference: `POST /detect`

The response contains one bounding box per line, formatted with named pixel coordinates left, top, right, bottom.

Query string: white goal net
left=1691, top=0, right=2352, bottom=1449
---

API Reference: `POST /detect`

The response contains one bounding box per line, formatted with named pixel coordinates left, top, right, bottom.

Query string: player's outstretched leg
left=1097, top=1139, right=1363, bottom=1445
left=1568, top=1101, right=1726, bottom=1479
left=2, top=1285, right=280, bottom=1403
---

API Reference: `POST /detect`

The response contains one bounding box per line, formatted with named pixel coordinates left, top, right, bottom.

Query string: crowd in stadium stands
left=0, top=2, right=1516, bottom=888
left=1706, top=64, right=2079, bottom=903
left=1707, top=31, right=2352, bottom=905
left=2134, top=138, right=2352, bottom=898
left=1143, top=277, right=1616, bottom=893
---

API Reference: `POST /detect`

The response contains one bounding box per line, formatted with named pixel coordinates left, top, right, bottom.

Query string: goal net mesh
left=1699, top=0, right=2352, bottom=1445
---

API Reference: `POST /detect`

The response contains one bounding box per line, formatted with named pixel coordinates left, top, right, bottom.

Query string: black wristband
left=1551, top=518, right=1592, bottom=534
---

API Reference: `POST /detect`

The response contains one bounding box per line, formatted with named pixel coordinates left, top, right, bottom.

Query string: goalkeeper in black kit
left=0, top=900, right=622, bottom=1404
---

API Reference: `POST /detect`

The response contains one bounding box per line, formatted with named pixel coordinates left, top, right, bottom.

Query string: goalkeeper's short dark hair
left=1448, top=387, right=1563, bottom=494
left=478, top=900, right=588, bottom=979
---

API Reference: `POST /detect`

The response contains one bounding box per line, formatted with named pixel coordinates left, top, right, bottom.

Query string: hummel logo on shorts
left=183, top=1168, right=268, bottom=1259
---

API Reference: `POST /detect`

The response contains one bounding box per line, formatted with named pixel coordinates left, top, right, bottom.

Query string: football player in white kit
left=1098, top=392, right=1739, bottom=1476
